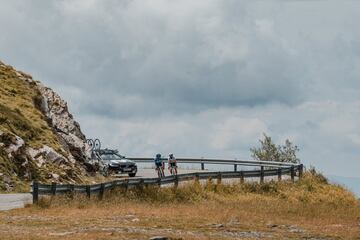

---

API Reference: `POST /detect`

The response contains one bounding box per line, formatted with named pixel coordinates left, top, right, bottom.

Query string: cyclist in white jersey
left=168, top=153, right=177, bottom=175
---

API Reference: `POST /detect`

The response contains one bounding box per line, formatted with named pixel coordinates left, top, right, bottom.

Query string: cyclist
left=168, top=153, right=178, bottom=175
left=154, top=153, right=164, bottom=177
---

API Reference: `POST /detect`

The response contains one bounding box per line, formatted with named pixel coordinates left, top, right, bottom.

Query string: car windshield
left=101, top=154, right=123, bottom=160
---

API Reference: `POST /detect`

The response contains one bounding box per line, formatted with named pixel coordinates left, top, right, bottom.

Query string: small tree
left=250, top=134, right=300, bottom=164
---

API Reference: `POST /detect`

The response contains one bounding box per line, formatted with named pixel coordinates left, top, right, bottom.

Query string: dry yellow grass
left=0, top=64, right=63, bottom=151
left=0, top=172, right=359, bottom=239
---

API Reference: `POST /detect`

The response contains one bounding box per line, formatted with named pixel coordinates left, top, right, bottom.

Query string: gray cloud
left=1, top=0, right=360, bottom=178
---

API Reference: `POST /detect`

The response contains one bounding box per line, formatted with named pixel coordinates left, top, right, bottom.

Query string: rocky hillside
left=0, top=60, right=93, bottom=191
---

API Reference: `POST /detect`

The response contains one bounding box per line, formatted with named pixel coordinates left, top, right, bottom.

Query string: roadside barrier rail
left=32, top=164, right=303, bottom=204
left=128, top=157, right=297, bottom=171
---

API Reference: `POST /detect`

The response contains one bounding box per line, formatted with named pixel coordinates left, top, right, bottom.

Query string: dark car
left=98, top=149, right=137, bottom=177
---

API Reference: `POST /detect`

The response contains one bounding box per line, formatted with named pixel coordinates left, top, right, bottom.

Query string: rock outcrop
left=0, top=60, right=94, bottom=191
left=36, top=83, right=91, bottom=162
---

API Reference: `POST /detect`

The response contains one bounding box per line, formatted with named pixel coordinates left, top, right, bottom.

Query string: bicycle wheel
left=87, top=139, right=94, bottom=150
left=94, top=139, right=101, bottom=150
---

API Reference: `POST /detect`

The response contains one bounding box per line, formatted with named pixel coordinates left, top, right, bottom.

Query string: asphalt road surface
left=0, top=193, right=32, bottom=211
left=123, top=167, right=208, bottom=179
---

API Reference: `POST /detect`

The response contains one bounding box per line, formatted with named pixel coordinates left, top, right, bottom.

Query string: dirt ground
left=0, top=197, right=359, bottom=240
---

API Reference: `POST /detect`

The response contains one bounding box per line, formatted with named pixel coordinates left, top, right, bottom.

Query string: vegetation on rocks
left=0, top=64, right=62, bottom=151
left=0, top=61, right=92, bottom=192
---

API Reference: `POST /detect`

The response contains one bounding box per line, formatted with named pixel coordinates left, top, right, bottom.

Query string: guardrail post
left=137, top=179, right=144, bottom=191
left=32, top=182, right=39, bottom=204
left=195, top=173, right=200, bottom=183
left=86, top=185, right=91, bottom=199
left=174, top=175, right=178, bottom=189
left=51, top=182, right=56, bottom=196
left=260, top=166, right=264, bottom=184
left=277, top=168, right=282, bottom=181
left=124, top=179, right=129, bottom=192
left=234, top=164, right=237, bottom=172
left=299, top=164, right=304, bottom=179
left=201, top=162, right=205, bottom=170
left=111, top=181, right=116, bottom=190
left=291, top=166, right=295, bottom=182
left=217, top=172, right=222, bottom=184
left=69, top=184, right=74, bottom=199
left=99, top=183, right=105, bottom=200
left=240, top=171, right=244, bottom=184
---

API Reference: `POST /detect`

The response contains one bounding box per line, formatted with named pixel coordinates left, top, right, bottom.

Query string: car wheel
left=128, top=173, right=136, bottom=177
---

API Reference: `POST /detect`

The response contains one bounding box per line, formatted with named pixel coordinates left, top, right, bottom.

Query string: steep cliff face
left=0, top=60, right=93, bottom=191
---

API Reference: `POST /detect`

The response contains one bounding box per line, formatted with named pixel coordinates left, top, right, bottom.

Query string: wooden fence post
left=234, top=164, right=237, bottom=172
left=99, top=183, right=105, bottom=200
left=291, top=166, right=295, bottom=182
left=240, top=171, right=244, bottom=184
left=51, top=182, right=56, bottom=196
left=32, top=182, right=39, bottom=204
left=299, top=164, right=304, bottom=179
left=86, top=185, right=91, bottom=199
left=277, top=168, right=282, bottom=181
left=217, top=172, right=222, bottom=184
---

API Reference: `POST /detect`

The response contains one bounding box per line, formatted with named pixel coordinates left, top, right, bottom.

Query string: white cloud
left=1, top=0, right=360, bottom=178
left=210, top=117, right=267, bottom=150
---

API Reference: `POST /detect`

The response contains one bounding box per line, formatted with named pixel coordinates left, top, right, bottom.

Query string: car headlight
left=109, top=162, right=118, bottom=167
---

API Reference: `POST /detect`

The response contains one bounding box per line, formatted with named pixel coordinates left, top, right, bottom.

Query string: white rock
left=51, top=173, right=60, bottom=181
left=27, top=148, right=45, bottom=167
left=5, top=135, right=25, bottom=154
left=36, top=83, right=91, bottom=163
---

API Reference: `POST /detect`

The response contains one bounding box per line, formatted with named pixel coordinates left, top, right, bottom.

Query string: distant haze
left=1, top=1, right=360, bottom=181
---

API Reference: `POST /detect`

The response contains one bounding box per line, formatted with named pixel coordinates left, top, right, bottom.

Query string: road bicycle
left=156, top=163, right=165, bottom=178
left=169, top=163, right=178, bottom=176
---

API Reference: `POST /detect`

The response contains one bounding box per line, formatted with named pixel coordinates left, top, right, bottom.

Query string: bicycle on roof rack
left=87, top=139, right=137, bottom=177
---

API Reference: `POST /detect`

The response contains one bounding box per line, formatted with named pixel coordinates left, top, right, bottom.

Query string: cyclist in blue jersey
left=154, top=153, right=165, bottom=178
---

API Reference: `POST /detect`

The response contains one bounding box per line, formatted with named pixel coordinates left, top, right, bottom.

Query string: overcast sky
left=1, top=0, right=360, bottom=178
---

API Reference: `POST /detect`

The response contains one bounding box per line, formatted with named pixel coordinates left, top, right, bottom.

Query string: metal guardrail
left=127, top=157, right=298, bottom=171
left=32, top=164, right=303, bottom=204
left=129, top=157, right=297, bottom=166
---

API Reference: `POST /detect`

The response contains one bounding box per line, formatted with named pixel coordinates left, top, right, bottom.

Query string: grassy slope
left=0, top=64, right=86, bottom=191
left=0, top=172, right=359, bottom=239
left=0, top=65, right=63, bottom=151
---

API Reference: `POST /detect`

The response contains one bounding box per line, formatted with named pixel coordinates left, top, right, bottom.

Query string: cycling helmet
left=156, top=153, right=161, bottom=158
